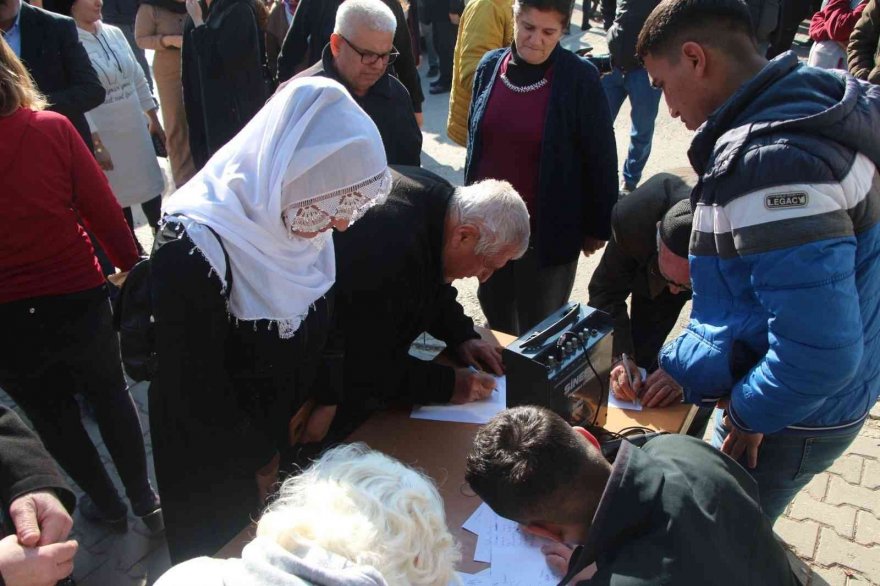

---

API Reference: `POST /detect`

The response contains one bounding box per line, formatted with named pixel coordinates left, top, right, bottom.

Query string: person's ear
left=523, top=522, right=564, bottom=542
left=681, top=41, right=708, bottom=78
left=573, top=426, right=601, bottom=451
left=453, top=224, right=480, bottom=250
left=329, top=33, right=342, bottom=58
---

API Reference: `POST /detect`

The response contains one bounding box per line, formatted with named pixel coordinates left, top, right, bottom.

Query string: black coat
left=0, top=406, right=75, bottom=526
left=564, top=436, right=800, bottom=586
left=182, top=0, right=269, bottom=170
left=18, top=2, right=105, bottom=151
left=276, top=0, right=424, bottom=112
left=606, top=0, right=660, bottom=72
left=331, top=166, right=480, bottom=408
left=587, top=171, right=693, bottom=368
left=295, top=46, right=422, bottom=166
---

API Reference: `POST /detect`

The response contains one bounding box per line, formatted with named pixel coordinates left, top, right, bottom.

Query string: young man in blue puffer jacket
left=637, top=0, right=880, bottom=521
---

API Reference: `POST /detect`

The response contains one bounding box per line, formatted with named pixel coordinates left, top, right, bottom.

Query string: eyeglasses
left=655, top=230, right=691, bottom=291
left=340, top=35, right=399, bottom=66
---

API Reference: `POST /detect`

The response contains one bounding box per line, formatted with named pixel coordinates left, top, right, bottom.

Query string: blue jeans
left=712, top=409, right=862, bottom=523
left=601, top=67, right=661, bottom=188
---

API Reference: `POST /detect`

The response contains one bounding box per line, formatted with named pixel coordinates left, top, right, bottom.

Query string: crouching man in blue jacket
left=639, top=0, right=880, bottom=521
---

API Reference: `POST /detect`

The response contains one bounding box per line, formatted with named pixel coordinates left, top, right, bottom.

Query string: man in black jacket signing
left=466, top=406, right=800, bottom=586
left=587, top=170, right=694, bottom=410
left=305, top=166, right=530, bottom=441
left=0, top=406, right=78, bottom=586
left=0, top=0, right=105, bottom=151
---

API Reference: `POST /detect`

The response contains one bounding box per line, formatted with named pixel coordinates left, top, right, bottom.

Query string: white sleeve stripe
left=695, top=154, right=875, bottom=234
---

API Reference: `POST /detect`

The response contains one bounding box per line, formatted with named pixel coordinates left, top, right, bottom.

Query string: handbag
left=113, top=218, right=232, bottom=381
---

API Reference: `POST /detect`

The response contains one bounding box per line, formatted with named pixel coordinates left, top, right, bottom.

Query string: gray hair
left=449, top=179, right=530, bottom=258
left=334, top=0, right=397, bottom=38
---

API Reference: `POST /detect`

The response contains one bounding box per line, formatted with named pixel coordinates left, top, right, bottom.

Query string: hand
left=450, top=367, right=495, bottom=404
left=0, top=535, right=77, bottom=586
left=720, top=414, right=763, bottom=469
left=92, top=134, right=114, bottom=171
left=415, top=112, right=424, bottom=128
left=640, top=368, right=683, bottom=408
left=301, top=404, right=337, bottom=444
left=455, top=338, right=504, bottom=375
left=610, top=356, right=642, bottom=402
left=449, top=12, right=460, bottom=24
left=255, top=452, right=280, bottom=504
left=148, top=112, right=166, bottom=150
left=9, top=491, right=72, bottom=548
left=107, top=271, right=129, bottom=288
left=581, top=236, right=605, bottom=257
left=162, top=34, right=183, bottom=49
left=185, top=0, right=204, bottom=26
left=540, top=542, right=595, bottom=581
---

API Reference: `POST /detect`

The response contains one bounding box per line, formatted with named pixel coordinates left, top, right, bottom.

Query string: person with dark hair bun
left=464, top=0, right=618, bottom=336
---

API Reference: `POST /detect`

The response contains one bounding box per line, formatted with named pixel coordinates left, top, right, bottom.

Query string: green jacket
left=562, top=436, right=801, bottom=586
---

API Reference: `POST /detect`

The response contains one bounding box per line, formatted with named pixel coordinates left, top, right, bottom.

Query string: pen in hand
left=620, top=353, right=638, bottom=407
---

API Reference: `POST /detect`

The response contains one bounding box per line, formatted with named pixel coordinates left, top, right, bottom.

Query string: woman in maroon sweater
left=0, top=37, right=160, bottom=532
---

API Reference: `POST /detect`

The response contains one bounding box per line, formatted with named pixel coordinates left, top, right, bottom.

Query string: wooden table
left=217, top=329, right=696, bottom=571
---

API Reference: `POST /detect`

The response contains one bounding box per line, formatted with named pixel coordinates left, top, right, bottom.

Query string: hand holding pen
left=610, top=354, right=643, bottom=403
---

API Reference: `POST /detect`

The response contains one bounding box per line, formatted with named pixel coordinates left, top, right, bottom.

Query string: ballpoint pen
left=621, top=353, right=638, bottom=407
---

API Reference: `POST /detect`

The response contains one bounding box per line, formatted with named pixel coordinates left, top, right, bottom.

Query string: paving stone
left=776, top=518, right=821, bottom=559
left=810, top=564, right=849, bottom=586
left=829, top=455, right=865, bottom=485
left=826, top=476, right=880, bottom=511
left=815, top=527, right=880, bottom=577
left=71, top=547, right=110, bottom=584
left=805, top=473, right=831, bottom=501
left=77, top=556, right=143, bottom=586
left=863, top=459, right=880, bottom=490
left=870, top=401, right=880, bottom=421
left=848, top=436, right=880, bottom=459
left=790, top=495, right=857, bottom=538
left=855, top=511, right=880, bottom=546
left=127, top=544, right=172, bottom=586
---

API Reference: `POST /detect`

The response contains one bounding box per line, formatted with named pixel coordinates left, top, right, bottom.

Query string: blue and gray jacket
left=659, top=52, right=880, bottom=436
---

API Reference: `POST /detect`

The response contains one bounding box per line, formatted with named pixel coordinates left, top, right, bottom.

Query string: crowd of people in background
left=2, top=0, right=880, bottom=583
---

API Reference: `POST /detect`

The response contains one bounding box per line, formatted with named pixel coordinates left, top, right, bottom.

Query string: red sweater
left=0, top=108, right=139, bottom=304
left=809, top=0, right=866, bottom=42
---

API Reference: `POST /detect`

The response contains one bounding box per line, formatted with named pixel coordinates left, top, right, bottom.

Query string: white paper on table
left=411, top=376, right=506, bottom=424
left=486, top=515, right=557, bottom=585
left=473, top=533, right=490, bottom=563
left=453, top=569, right=492, bottom=585
left=462, top=503, right=494, bottom=535
left=607, top=367, right=647, bottom=411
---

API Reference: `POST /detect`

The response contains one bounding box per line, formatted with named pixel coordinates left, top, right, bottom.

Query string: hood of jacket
left=689, top=51, right=880, bottom=179
left=225, top=538, right=389, bottom=586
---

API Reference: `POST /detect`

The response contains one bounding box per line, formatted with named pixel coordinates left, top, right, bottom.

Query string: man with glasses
left=294, top=0, right=422, bottom=166
left=587, top=170, right=699, bottom=423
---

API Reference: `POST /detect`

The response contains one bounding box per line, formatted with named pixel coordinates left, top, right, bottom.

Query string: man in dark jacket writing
left=305, top=166, right=530, bottom=441
left=466, top=406, right=800, bottom=586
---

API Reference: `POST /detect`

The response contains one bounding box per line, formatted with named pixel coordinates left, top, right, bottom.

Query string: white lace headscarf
left=163, top=77, right=391, bottom=338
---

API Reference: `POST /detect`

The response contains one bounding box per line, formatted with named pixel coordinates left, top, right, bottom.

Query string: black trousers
left=122, top=195, right=162, bottom=256
left=0, top=286, right=154, bottom=516
left=431, top=17, right=457, bottom=86
left=766, top=0, right=813, bottom=58
left=478, top=246, right=579, bottom=337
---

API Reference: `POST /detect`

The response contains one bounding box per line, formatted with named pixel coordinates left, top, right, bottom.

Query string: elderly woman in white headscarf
left=154, top=444, right=461, bottom=586
left=148, top=76, right=392, bottom=565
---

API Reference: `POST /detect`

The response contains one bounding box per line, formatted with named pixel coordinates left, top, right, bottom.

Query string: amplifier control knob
left=547, top=356, right=556, bottom=368
left=590, top=329, right=598, bottom=337
left=565, top=342, right=573, bottom=354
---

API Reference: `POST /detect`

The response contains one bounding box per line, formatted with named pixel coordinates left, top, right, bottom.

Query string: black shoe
left=430, top=78, right=444, bottom=87
left=78, top=495, right=128, bottom=532
left=427, top=65, right=440, bottom=78
left=131, top=493, right=164, bottom=535
left=429, top=83, right=451, bottom=95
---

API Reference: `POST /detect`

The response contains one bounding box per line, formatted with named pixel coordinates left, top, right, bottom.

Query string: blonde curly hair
left=257, top=443, right=461, bottom=585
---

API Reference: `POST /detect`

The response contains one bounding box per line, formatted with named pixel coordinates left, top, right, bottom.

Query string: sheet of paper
left=463, top=503, right=494, bottom=535
left=607, top=367, right=647, bottom=411
left=473, top=533, right=490, bottom=563
left=453, top=569, right=492, bottom=585
left=486, top=516, right=557, bottom=585
left=411, top=376, right=506, bottom=424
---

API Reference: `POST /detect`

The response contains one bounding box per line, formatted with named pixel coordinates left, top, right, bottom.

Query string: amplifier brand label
left=765, top=192, right=808, bottom=210
left=562, top=367, right=589, bottom=395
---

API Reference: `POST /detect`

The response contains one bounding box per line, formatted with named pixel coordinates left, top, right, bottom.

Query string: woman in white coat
left=58, top=0, right=167, bottom=250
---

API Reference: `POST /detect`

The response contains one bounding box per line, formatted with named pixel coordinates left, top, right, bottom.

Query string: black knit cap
left=49, top=0, right=76, bottom=16
left=659, top=199, right=693, bottom=258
